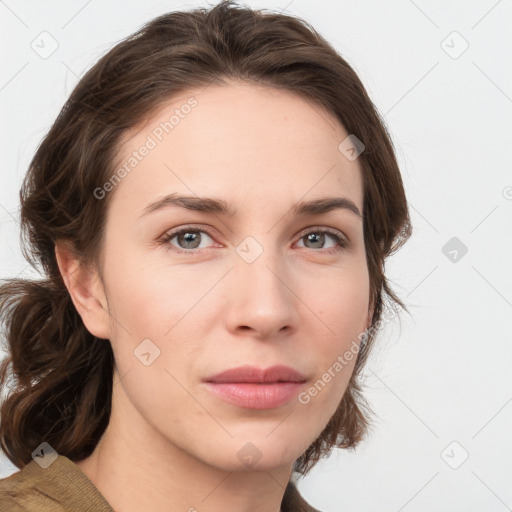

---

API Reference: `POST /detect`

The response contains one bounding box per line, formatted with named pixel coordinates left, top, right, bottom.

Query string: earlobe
left=54, top=241, right=111, bottom=340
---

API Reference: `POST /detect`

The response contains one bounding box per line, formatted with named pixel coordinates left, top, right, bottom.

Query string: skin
left=56, top=80, right=373, bottom=512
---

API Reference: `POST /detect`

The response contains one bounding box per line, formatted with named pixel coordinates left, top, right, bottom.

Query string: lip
left=203, top=365, right=307, bottom=409
left=204, top=365, right=306, bottom=384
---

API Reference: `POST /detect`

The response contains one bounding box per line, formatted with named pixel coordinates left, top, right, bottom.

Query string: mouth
left=203, top=365, right=307, bottom=409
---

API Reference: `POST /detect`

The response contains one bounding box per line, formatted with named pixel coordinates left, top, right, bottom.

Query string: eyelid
left=296, top=224, right=348, bottom=242
left=159, top=223, right=348, bottom=241
left=158, top=224, right=217, bottom=242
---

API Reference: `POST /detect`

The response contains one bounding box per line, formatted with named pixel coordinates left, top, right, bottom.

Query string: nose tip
left=225, top=251, right=298, bottom=340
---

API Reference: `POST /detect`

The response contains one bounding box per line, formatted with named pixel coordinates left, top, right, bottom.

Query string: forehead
left=108, top=81, right=364, bottom=217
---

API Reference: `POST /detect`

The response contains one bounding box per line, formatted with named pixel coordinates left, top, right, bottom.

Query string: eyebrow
left=139, top=193, right=363, bottom=219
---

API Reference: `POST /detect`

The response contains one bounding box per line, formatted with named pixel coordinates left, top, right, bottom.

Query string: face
left=90, top=80, right=370, bottom=472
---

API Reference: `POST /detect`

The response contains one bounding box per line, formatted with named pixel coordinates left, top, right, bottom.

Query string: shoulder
left=282, top=477, right=323, bottom=512
left=0, top=458, right=63, bottom=511
left=0, top=454, right=113, bottom=511
left=0, top=494, right=30, bottom=511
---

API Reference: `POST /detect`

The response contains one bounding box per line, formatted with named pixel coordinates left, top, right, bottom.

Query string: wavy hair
left=0, top=0, right=411, bottom=475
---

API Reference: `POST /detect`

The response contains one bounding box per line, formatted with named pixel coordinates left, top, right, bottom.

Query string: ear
left=55, top=241, right=111, bottom=340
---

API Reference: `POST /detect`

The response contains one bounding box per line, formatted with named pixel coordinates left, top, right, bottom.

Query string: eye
left=295, top=228, right=348, bottom=255
left=157, top=225, right=349, bottom=255
left=157, top=226, right=216, bottom=254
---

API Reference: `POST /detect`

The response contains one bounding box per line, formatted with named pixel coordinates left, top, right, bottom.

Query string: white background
left=1, top=1, right=511, bottom=510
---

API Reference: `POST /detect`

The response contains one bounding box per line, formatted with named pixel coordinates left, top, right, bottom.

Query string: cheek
left=313, top=262, right=370, bottom=340
left=102, top=248, right=219, bottom=389
left=302, top=262, right=369, bottom=397
left=104, top=245, right=205, bottom=336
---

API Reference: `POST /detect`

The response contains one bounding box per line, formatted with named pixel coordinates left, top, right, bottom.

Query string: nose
left=223, top=247, right=299, bottom=340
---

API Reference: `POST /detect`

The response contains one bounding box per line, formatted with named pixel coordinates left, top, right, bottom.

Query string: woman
left=0, top=1, right=411, bottom=510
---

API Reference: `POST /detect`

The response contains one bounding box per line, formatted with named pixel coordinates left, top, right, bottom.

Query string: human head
left=0, top=0, right=411, bottom=475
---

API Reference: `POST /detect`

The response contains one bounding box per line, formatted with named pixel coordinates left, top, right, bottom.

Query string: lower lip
left=204, top=382, right=304, bottom=409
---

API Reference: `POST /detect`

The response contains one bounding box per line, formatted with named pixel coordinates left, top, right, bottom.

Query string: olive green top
left=0, top=454, right=321, bottom=511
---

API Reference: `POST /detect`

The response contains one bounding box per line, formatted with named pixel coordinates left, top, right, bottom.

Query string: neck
left=75, top=374, right=293, bottom=512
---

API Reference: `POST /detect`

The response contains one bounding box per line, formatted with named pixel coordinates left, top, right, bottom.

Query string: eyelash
left=157, top=225, right=348, bottom=256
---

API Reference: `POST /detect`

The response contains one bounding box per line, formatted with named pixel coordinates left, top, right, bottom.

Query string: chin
left=205, top=434, right=310, bottom=473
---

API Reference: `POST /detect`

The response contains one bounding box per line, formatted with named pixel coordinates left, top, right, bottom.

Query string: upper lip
left=203, top=365, right=306, bottom=384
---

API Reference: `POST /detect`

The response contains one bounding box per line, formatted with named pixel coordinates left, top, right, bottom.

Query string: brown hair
left=0, top=0, right=411, bottom=475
